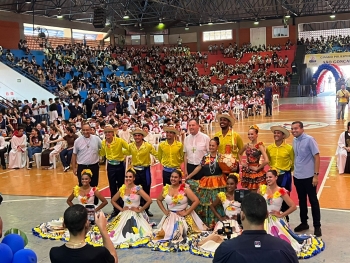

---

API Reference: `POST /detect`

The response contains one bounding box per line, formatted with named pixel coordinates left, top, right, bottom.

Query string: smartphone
left=85, top=205, right=95, bottom=225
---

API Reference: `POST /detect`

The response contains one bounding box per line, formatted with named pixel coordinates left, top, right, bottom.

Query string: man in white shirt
left=128, top=94, right=136, bottom=115
left=118, top=123, right=131, bottom=143
left=183, top=119, right=210, bottom=180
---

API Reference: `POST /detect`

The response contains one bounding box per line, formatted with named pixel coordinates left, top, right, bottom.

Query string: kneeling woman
left=150, top=170, right=207, bottom=252
left=87, top=169, right=153, bottom=249
left=32, top=169, right=108, bottom=241
left=190, top=174, right=242, bottom=258
left=259, top=170, right=325, bottom=259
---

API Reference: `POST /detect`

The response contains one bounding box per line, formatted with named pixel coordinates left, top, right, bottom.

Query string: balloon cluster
left=313, top=64, right=343, bottom=94
left=0, top=233, right=37, bottom=263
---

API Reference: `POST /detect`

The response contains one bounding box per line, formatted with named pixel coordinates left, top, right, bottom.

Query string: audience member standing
left=183, top=119, right=210, bottom=181
left=264, top=81, right=273, bottom=117
left=291, top=121, right=322, bottom=237
left=72, top=124, right=102, bottom=188
left=336, top=84, right=349, bottom=120
left=48, top=98, right=58, bottom=123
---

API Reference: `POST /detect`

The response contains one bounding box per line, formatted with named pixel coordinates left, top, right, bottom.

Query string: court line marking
left=317, top=156, right=334, bottom=199
left=0, top=169, right=15, bottom=175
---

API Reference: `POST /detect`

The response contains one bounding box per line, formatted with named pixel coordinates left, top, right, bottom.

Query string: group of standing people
left=33, top=116, right=324, bottom=261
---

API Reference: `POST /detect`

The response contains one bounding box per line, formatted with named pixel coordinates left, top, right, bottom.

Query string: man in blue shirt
left=264, top=81, right=273, bottom=117
left=213, top=193, right=298, bottom=263
left=291, top=121, right=321, bottom=237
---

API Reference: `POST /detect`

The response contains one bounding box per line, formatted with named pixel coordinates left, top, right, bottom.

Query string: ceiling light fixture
left=208, top=21, right=213, bottom=25
left=285, top=14, right=291, bottom=18
left=254, top=21, right=259, bottom=25
left=185, top=24, right=189, bottom=30
left=123, top=12, right=129, bottom=19
left=25, top=0, right=31, bottom=3
left=330, top=14, right=336, bottom=18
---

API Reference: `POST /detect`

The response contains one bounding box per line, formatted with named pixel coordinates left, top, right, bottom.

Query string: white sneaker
left=64, top=166, right=70, bottom=172
left=47, top=165, right=54, bottom=170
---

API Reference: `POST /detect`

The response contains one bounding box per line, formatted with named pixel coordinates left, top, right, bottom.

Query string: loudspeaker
left=93, top=7, right=106, bottom=28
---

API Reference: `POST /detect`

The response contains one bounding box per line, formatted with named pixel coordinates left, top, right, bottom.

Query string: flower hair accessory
left=126, top=166, right=136, bottom=174
left=249, top=124, right=260, bottom=131
left=228, top=172, right=240, bottom=182
left=81, top=169, right=93, bottom=177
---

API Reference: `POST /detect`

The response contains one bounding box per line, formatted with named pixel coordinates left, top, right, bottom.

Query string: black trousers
left=107, top=162, right=125, bottom=211
left=77, top=162, right=99, bottom=187
left=277, top=171, right=292, bottom=219
left=134, top=167, right=151, bottom=211
left=0, top=148, right=6, bottom=166
left=187, top=163, right=201, bottom=180
left=294, top=176, right=321, bottom=227
left=265, top=99, right=272, bottom=116
left=162, top=170, right=172, bottom=186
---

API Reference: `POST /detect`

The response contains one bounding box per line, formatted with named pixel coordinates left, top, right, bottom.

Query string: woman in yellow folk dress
left=259, top=170, right=325, bottom=259
left=32, top=169, right=107, bottom=241
left=86, top=169, right=153, bottom=249
left=150, top=170, right=207, bottom=252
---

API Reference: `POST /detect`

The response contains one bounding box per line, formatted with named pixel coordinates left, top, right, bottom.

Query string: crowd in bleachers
left=0, top=40, right=293, bottom=170
left=299, top=35, right=350, bottom=54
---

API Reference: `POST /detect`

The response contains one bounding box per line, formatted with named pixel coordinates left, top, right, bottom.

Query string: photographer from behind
left=213, top=192, right=298, bottom=263
left=50, top=204, right=118, bottom=263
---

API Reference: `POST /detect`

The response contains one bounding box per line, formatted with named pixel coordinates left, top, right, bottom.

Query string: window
left=272, top=26, right=289, bottom=38
left=153, top=35, right=164, bottom=43
left=203, top=30, right=232, bottom=41
left=131, top=35, right=141, bottom=40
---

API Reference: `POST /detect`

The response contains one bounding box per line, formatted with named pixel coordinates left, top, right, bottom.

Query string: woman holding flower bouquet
left=150, top=169, right=207, bottom=252
left=87, top=168, right=153, bottom=249
left=32, top=169, right=107, bottom=240
left=259, top=170, right=325, bottom=259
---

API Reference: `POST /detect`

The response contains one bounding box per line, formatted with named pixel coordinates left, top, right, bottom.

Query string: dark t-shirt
left=50, top=244, right=115, bottom=263
left=213, top=230, right=298, bottom=263
left=63, top=134, right=79, bottom=148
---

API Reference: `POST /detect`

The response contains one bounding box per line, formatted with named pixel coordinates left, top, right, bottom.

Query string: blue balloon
left=313, top=64, right=340, bottom=81
left=0, top=243, right=13, bottom=263
left=12, top=249, right=37, bottom=263
left=2, top=234, right=25, bottom=254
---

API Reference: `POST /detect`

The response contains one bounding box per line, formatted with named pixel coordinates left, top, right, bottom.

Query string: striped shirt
left=73, top=135, right=102, bottom=165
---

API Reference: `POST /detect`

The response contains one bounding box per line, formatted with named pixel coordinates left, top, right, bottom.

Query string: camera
left=234, top=189, right=250, bottom=203
left=85, top=205, right=95, bottom=225
left=217, top=222, right=235, bottom=239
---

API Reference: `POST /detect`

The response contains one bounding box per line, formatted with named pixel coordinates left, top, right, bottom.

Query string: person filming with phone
left=49, top=204, right=118, bottom=263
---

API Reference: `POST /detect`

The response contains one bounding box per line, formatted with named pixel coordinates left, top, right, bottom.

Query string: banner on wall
left=304, top=52, right=350, bottom=67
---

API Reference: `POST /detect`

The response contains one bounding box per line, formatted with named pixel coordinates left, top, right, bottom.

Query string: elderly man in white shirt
left=184, top=119, right=210, bottom=183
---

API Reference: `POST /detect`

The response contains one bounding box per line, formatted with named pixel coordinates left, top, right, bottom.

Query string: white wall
left=0, top=62, right=54, bottom=102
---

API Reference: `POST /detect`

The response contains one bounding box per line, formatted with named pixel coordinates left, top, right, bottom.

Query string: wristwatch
left=314, top=172, right=319, bottom=175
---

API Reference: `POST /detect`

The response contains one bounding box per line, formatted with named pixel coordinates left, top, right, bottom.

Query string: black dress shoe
left=2, top=165, right=6, bottom=170
left=146, top=210, right=154, bottom=217
left=314, top=227, right=322, bottom=237
left=294, top=223, right=309, bottom=232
